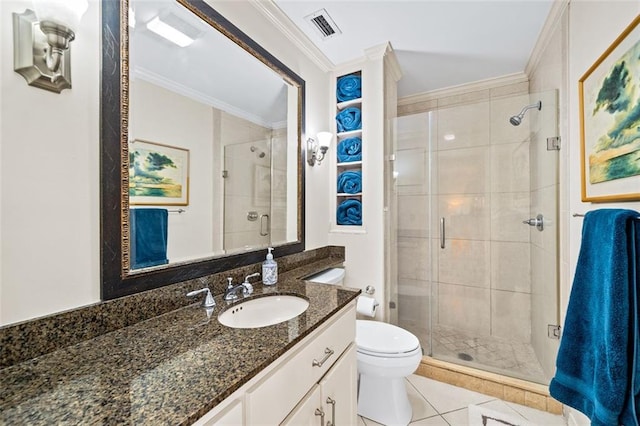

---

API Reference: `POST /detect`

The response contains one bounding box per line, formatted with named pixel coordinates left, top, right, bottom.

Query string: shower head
left=250, top=146, right=266, bottom=158
left=509, top=101, right=542, bottom=126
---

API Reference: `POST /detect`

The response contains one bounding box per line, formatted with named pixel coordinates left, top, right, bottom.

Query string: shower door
left=222, top=139, right=272, bottom=252
left=390, top=90, right=559, bottom=384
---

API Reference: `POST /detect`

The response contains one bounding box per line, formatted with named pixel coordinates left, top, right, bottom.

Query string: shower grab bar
left=440, top=217, right=445, bottom=249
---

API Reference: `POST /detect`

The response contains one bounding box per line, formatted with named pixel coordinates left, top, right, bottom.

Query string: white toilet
left=307, top=268, right=422, bottom=426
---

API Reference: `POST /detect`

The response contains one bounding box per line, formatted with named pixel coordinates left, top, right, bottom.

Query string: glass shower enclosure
left=388, top=90, right=559, bottom=384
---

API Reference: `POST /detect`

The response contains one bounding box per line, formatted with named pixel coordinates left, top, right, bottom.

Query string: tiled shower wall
left=396, top=81, right=540, bottom=346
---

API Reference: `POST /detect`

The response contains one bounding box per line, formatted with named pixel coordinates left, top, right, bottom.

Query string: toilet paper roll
left=356, top=296, right=379, bottom=317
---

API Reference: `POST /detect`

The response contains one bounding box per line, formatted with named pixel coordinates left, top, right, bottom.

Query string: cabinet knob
left=314, top=408, right=325, bottom=425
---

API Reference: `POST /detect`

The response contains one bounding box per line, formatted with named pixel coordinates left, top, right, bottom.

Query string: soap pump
left=262, top=247, right=278, bottom=285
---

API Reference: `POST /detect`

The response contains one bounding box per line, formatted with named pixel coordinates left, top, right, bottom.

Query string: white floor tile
left=360, top=415, right=385, bottom=426
left=477, top=399, right=526, bottom=420
left=406, top=375, right=495, bottom=414
left=504, top=401, right=566, bottom=425
left=410, top=415, right=450, bottom=425
left=407, top=380, right=439, bottom=421
left=441, top=408, right=469, bottom=425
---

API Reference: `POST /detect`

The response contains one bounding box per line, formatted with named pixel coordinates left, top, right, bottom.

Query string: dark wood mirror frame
left=100, top=0, right=306, bottom=300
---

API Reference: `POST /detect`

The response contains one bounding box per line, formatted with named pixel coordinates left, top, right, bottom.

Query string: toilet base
left=357, top=373, right=412, bottom=425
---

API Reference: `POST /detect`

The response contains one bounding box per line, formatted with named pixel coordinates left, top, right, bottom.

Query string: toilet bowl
left=307, top=268, right=422, bottom=426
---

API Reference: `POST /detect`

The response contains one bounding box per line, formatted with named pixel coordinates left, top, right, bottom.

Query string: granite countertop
left=0, top=260, right=359, bottom=425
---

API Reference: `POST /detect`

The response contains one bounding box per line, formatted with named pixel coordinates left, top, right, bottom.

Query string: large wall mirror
left=101, top=0, right=305, bottom=299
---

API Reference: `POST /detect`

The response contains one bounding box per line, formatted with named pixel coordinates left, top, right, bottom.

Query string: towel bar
left=573, top=212, right=640, bottom=219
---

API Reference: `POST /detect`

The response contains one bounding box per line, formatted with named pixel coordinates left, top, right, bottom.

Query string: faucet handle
left=244, top=272, right=261, bottom=283
left=226, top=277, right=234, bottom=289
left=187, top=288, right=215, bottom=308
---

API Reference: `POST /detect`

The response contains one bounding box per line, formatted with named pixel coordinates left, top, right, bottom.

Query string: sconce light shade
left=307, top=132, right=333, bottom=166
left=13, top=1, right=88, bottom=93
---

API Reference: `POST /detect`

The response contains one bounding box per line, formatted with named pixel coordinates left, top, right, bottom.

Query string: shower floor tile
left=400, top=320, right=548, bottom=384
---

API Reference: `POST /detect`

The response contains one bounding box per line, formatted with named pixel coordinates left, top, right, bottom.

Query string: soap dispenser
left=262, top=247, right=278, bottom=285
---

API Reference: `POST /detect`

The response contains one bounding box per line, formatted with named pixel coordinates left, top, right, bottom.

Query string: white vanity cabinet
left=281, top=344, right=357, bottom=425
left=193, top=302, right=356, bottom=426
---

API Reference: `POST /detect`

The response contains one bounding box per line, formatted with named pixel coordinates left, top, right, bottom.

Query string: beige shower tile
left=438, top=239, right=491, bottom=287
left=396, top=113, right=431, bottom=150
left=398, top=194, right=431, bottom=238
left=490, top=81, right=529, bottom=98
left=491, top=290, right=531, bottom=342
left=438, top=283, right=490, bottom=336
left=491, top=242, right=531, bottom=293
left=437, top=102, right=490, bottom=151
left=438, top=194, right=490, bottom=240
left=490, top=142, right=530, bottom=193
left=398, top=236, right=433, bottom=281
left=491, top=192, right=530, bottom=242
left=438, top=147, right=490, bottom=194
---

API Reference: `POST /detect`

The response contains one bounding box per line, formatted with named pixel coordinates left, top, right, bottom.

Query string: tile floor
left=357, top=374, right=566, bottom=426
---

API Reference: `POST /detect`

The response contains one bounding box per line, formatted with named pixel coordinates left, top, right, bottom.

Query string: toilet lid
left=356, top=320, right=420, bottom=355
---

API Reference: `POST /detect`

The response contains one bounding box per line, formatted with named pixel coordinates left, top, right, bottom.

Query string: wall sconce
left=13, top=0, right=89, bottom=93
left=307, top=132, right=333, bottom=166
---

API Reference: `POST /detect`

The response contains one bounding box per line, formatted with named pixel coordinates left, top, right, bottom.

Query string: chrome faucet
left=223, top=277, right=251, bottom=301
left=186, top=287, right=215, bottom=308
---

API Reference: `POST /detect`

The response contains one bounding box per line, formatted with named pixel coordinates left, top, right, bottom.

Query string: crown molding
left=525, top=0, right=569, bottom=77
left=132, top=67, right=280, bottom=129
left=248, top=0, right=334, bottom=73
left=398, top=72, right=529, bottom=106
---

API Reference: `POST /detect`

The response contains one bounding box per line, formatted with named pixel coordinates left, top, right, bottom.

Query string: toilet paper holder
left=365, top=285, right=375, bottom=295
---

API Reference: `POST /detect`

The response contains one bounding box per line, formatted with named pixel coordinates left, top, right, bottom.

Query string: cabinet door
left=280, top=385, right=324, bottom=426
left=320, top=344, right=358, bottom=426
left=193, top=398, right=242, bottom=426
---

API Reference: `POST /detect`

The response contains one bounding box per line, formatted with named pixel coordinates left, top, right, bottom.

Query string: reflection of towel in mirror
left=336, top=107, right=362, bottom=132
left=337, top=137, right=362, bottom=163
left=336, top=74, right=361, bottom=102
left=550, top=209, right=640, bottom=426
left=337, top=171, right=362, bottom=194
left=130, top=208, right=169, bottom=269
left=337, top=199, right=362, bottom=225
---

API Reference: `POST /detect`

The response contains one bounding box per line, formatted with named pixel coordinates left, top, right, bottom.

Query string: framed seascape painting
left=129, top=139, right=190, bottom=206
left=579, top=15, right=640, bottom=202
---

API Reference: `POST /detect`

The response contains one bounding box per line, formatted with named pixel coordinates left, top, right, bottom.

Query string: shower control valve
left=522, top=214, right=544, bottom=232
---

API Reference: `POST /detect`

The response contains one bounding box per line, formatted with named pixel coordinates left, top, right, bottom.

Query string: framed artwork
left=579, top=15, right=640, bottom=202
left=129, top=139, right=190, bottom=206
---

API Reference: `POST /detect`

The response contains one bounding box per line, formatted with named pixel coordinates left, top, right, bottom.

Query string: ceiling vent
left=304, top=9, right=341, bottom=40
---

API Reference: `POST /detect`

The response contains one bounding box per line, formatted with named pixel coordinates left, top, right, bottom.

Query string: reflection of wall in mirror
left=130, top=80, right=217, bottom=263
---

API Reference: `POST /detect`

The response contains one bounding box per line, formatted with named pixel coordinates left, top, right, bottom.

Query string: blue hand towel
left=337, top=137, right=362, bottom=163
left=336, top=107, right=362, bottom=133
left=337, top=171, right=362, bottom=194
left=337, top=199, right=362, bottom=225
left=130, top=208, right=169, bottom=269
left=336, top=74, right=362, bottom=102
left=550, top=209, right=640, bottom=426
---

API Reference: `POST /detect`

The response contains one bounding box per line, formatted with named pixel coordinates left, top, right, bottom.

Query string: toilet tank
left=306, top=268, right=345, bottom=285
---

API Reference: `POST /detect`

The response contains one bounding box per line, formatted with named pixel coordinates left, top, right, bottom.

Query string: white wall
left=1, top=1, right=101, bottom=325
left=0, top=0, right=330, bottom=326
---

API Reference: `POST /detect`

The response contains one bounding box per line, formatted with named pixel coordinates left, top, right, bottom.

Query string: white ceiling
left=273, top=1, right=554, bottom=97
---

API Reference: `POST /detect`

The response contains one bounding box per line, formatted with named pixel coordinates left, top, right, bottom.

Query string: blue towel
left=337, top=137, right=362, bottom=163
left=337, top=199, right=362, bottom=225
left=336, top=107, right=362, bottom=133
left=336, top=74, right=361, bottom=102
left=130, top=208, right=169, bottom=269
left=550, top=209, right=640, bottom=426
left=337, top=171, right=362, bottom=194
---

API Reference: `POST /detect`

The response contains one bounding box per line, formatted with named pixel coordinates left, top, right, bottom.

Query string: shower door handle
left=440, top=217, right=446, bottom=249
left=260, top=214, right=270, bottom=236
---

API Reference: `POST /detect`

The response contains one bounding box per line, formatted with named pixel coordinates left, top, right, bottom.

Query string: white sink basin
left=218, top=295, right=309, bottom=329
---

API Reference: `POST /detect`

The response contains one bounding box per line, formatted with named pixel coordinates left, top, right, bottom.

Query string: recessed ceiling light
left=443, top=133, right=456, bottom=141
left=146, top=16, right=194, bottom=47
